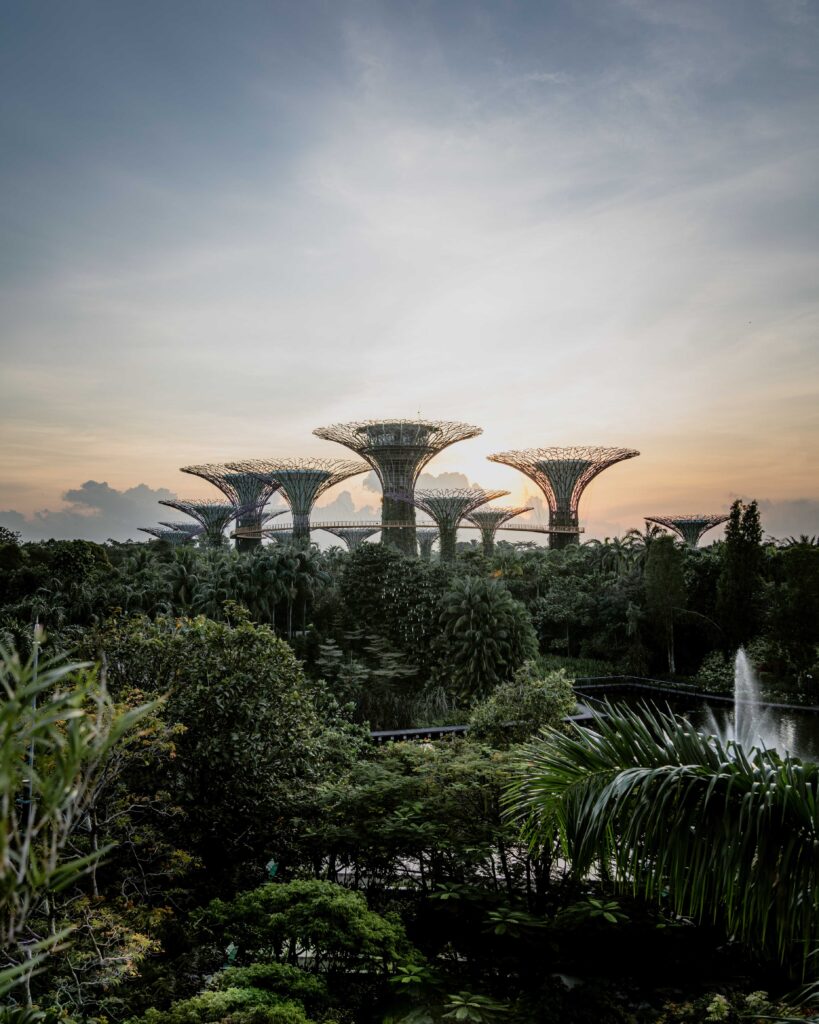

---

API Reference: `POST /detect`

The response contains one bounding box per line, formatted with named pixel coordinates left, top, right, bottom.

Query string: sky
left=1, top=0, right=818, bottom=544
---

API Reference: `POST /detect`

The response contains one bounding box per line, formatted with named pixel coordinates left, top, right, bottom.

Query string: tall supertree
left=391, top=488, right=508, bottom=562
left=318, top=525, right=381, bottom=551
left=466, top=505, right=533, bottom=558
left=645, top=514, right=729, bottom=549
left=229, top=458, right=368, bottom=544
left=158, top=499, right=238, bottom=548
left=181, top=464, right=281, bottom=552
left=416, top=528, right=439, bottom=561
left=487, top=446, right=639, bottom=549
left=139, top=527, right=196, bottom=546
left=312, top=419, right=483, bottom=555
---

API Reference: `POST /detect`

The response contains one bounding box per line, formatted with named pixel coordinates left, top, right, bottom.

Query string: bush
left=210, top=965, right=327, bottom=1016
left=469, top=663, right=576, bottom=747
left=130, top=988, right=314, bottom=1024
left=204, top=880, right=416, bottom=974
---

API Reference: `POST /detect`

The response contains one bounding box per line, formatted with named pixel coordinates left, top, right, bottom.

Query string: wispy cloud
left=0, top=0, right=817, bottom=537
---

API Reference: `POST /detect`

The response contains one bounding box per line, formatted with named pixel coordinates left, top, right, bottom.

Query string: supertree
left=416, top=528, right=439, bottom=561
left=181, top=464, right=281, bottom=552
left=466, top=505, right=533, bottom=558
left=644, top=514, right=729, bottom=549
left=157, top=499, right=238, bottom=548
left=318, top=525, right=381, bottom=551
left=487, top=446, right=639, bottom=549
left=228, top=458, right=369, bottom=544
left=138, top=527, right=196, bottom=546
left=158, top=520, right=203, bottom=539
left=312, top=419, right=483, bottom=555
left=391, top=488, right=508, bottom=562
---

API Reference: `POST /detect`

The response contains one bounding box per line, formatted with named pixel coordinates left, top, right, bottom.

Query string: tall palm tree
left=506, top=702, right=819, bottom=975
left=624, top=523, right=665, bottom=569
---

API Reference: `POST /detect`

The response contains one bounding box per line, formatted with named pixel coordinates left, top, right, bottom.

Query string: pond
left=584, top=690, right=819, bottom=763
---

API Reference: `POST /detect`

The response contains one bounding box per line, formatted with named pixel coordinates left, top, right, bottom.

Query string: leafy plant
left=507, top=701, right=819, bottom=974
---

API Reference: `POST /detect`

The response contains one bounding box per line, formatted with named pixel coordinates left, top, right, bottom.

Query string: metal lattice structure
left=487, top=446, right=639, bottom=548
left=181, top=464, right=281, bottom=551
left=645, top=514, right=729, bottom=549
left=229, top=458, right=368, bottom=543
left=318, top=525, right=382, bottom=551
left=416, top=528, right=439, bottom=561
left=157, top=499, right=238, bottom=548
left=139, top=527, right=196, bottom=546
left=391, top=488, right=508, bottom=562
left=313, top=419, right=483, bottom=555
left=466, top=505, right=533, bottom=558
left=158, top=520, right=203, bottom=540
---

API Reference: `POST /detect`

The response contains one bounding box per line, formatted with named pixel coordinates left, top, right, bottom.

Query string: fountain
left=706, top=649, right=784, bottom=754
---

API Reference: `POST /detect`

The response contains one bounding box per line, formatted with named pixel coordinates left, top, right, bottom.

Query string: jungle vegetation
left=1, top=500, right=818, bottom=1024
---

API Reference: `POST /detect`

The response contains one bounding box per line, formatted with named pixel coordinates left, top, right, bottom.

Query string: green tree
left=204, top=879, right=416, bottom=974
left=435, top=578, right=537, bottom=702
left=769, top=541, right=819, bottom=682
left=88, top=615, right=332, bottom=869
left=717, top=499, right=764, bottom=650
left=468, top=663, right=575, bottom=748
left=643, top=535, right=686, bottom=674
left=129, top=988, right=315, bottom=1024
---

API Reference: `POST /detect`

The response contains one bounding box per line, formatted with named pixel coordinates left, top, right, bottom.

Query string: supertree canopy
left=466, top=505, right=533, bottom=558
left=415, top=528, right=439, bottom=561
left=181, top=464, right=281, bottom=552
left=645, top=514, right=729, bottom=548
left=487, top=446, right=639, bottom=549
left=158, top=520, right=203, bottom=538
left=229, top=458, right=368, bottom=543
left=138, top=527, right=196, bottom=546
left=392, top=487, right=508, bottom=562
left=312, top=419, right=482, bottom=555
left=318, top=525, right=381, bottom=551
left=158, top=499, right=238, bottom=548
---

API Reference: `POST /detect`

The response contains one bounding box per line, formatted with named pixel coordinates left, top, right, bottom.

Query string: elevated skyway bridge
left=233, top=520, right=584, bottom=540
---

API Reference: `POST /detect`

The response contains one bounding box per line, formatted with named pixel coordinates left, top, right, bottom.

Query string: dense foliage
left=1, top=500, right=818, bottom=1023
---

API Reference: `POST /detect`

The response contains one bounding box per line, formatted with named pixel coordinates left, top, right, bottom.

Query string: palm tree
left=624, top=523, right=665, bottom=569
left=506, top=701, right=819, bottom=975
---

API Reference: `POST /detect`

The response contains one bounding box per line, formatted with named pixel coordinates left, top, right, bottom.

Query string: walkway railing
left=369, top=675, right=819, bottom=743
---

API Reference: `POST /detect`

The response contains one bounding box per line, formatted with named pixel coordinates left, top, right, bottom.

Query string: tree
left=205, top=879, right=416, bottom=974
left=643, top=535, right=686, bottom=674
left=0, top=638, right=155, bottom=998
left=435, top=578, right=537, bottom=702
left=507, top=701, right=819, bottom=975
left=769, top=542, right=819, bottom=682
left=87, top=615, right=334, bottom=870
left=468, top=664, right=575, bottom=747
left=717, top=499, right=764, bottom=650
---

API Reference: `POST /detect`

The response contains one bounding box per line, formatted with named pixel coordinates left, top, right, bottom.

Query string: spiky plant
left=506, top=701, right=819, bottom=975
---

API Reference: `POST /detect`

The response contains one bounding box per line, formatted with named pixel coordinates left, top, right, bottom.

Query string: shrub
left=469, top=663, right=576, bottom=747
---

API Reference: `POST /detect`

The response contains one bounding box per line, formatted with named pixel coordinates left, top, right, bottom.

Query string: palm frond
left=505, top=701, right=819, bottom=973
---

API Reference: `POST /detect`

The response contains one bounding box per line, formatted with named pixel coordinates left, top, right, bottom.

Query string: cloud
left=417, top=471, right=473, bottom=491
left=314, top=489, right=380, bottom=522
left=0, top=480, right=178, bottom=542
left=756, top=498, right=819, bottom=540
